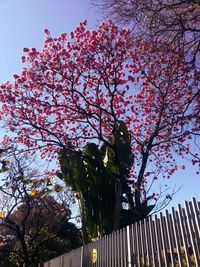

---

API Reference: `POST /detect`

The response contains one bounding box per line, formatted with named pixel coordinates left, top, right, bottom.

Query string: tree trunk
left=113, top=178, right=121, bottom=231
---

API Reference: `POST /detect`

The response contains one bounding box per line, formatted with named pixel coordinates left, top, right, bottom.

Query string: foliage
left=91, top=0, right=200, bottom=70
left=59, top=121, right=137, bottom=240
left=4, top=196, right=81, bottom=267
left=0, top=157, right=81, bottom=267
left=0, top=20, right=199, bottom=239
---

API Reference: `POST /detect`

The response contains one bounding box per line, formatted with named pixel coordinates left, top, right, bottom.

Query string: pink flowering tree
left=0, top=20, right=199, bottom=238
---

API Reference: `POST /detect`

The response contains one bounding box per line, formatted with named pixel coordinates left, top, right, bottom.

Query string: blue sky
left=0, top=0, right=100, bottom=83
left=0, top=0, right=199, bottom=208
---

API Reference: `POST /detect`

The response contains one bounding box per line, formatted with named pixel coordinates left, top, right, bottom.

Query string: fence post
left=80, top=246, right=84, bottom=267
left=127, top=225, right=132, bottom=267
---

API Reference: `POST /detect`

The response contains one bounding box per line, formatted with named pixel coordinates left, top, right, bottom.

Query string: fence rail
left=43, top=197, right=200, bottom=267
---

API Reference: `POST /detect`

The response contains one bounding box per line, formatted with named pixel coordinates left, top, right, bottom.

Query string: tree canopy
left=0, top=157, right=81, bottom=267
left=92, top=0, right=200, bottom=70
left=0, top=20, right=199, bottom=239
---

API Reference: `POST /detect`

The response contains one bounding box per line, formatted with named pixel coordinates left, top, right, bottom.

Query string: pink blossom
left=0, top=20, right=199, bottom=193
left=43, top=28, right=50, bottom=35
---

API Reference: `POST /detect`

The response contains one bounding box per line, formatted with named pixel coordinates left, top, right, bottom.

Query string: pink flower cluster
left=0, top=20, right=199, bottom=182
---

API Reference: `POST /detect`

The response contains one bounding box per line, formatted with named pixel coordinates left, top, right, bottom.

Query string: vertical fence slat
left=103, top=236, right=106, bottom=267
left=154, top=215, right=162, bottom=267
left=109, top=232, right=112, bottom=267
left=127, top=225, right=132, bottom=267
left=171, top=207, right=184, bottom=267
left=114, top=231, right=117, bottom=267
left=182, top=207, right=191, bottom=248
left=80, top=246, right=83, bottom=267
left=120, top=230, right=124, bottom=267
left=117, top=231, right=120, bottom=267
left=106, top=235, right=108, bottom=267
left=144, top=218, right=151, bottom=267
left=189, top=201, right=200, bottom=262
left=101, top=236, right=103, bottom=267
left=139, top=220, right=146, bottom=266
left=130, top=223, right=136, bottom=266
left=185, top=201, right=200, bottom=266
left=123, top=227, right=127, bottom=267
left=114, top=232, right=117, bottom=267
left=192, top=197, right=200, bottom=237
left=169, top=213, right=176, bottom=254
left=115, top=232, right=118, bottom=267
left=111, top=232, right=114, bottom=267
left=178, top=204, right=192, bottom=267
left=165, top=210, right=175, bottom=267
left=97, top=239, right=100, bottom=267
left=102, top=237, right=104, bottom=267
left=149, top=216, right=157, bottom=267
left=135, top=221, right=141, bottom=267
left=160, top=213, right=168, bottom=267
left=119, top=229, right=122, bottom=267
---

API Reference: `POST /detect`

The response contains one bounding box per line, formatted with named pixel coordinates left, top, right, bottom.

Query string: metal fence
left=43, top=197, right=200, bottom=267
